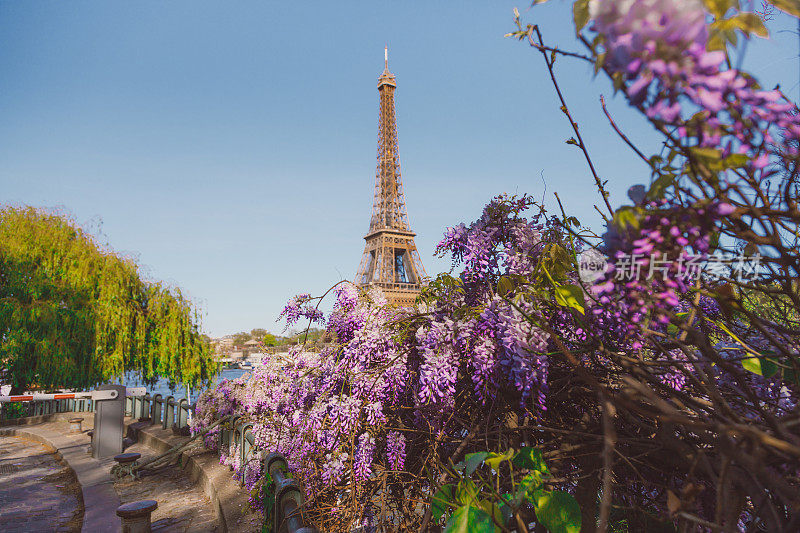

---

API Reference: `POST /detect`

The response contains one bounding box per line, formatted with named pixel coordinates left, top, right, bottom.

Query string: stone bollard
left=113, top=453, right=142, bottom=479
left=116, top=500, right=158, bottom=533
left=114, top=452, right=141, bottom=465
left=69, top=417, right=83, bottom=433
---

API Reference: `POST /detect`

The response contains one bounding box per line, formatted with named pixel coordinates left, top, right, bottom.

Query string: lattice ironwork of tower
left=355, top=48, right=427, bottom=307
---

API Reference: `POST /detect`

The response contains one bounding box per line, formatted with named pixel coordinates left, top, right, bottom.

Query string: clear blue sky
left=2, top=1, right=797, bottom=337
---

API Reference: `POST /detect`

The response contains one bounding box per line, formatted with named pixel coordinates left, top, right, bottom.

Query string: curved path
left=0, top=435, right=83, bottom=532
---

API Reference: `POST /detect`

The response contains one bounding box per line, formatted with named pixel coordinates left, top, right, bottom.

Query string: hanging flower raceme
left=436, top=194, right=545, bottom=286
left=279, top=293, right=325, bottom=328
left=590, top=0, right=800, bottom=166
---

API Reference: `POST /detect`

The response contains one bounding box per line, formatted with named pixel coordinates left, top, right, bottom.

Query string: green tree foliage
left=232, top=331, right=252, bottom=347
left=261, top=333, right=277, bottom=346
left=250, top=328, right=268, bottom=338
left=0, top=206, right=216, bottom=394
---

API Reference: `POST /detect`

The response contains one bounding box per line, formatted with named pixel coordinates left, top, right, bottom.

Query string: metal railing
left=0, top=397, right=94, bottom=422
left=217, top=416, right=317, bottom=533
left=124, top=393, right=191, bottom=432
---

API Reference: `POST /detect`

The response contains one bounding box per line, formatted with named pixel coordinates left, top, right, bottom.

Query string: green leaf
left=646, top=173, right=677, bottom=200
left=497, top=276, right=515, bottom=296
left=594, top=51, right=606, bottom=75
left=554, top=285, right=585, bottom=314
left=742, top=356, right=779, bottom=378
left=614, top=206, right=640, bottom=230
left=477, top=499, right=505, bottom=529
left=515, top=471, right=544, bottom=506
left=498, top=494, right=514, bottom=524
left=573, top=0, right=590, bottom=32
left=512, top=446, right=549, bottom=473
left=431, top=484, right=455, bottom=522
left=708, top=231, right=721, bottom=251
left=565, top=137, right=579, bottom=146
left=722, top=153, right=750, bottom=169
left=445, top=505, right=496, bottom=533
left=456, top=479, right=480, bottom=506
left=768, top=0, right=800, bottom=18
left=729, top=13, right=769, bottom=38
left=762, top=358, right=779, bottom=378
left=742, top=356, right=763, bottom=376
left=702, top=0, right=734, bottom=18
left=708, top=31, right=727, bottom=51
left=465, top=452, right=489, bottom=476
left=689, top=146, right=723, bottom=163
left=533, top=491, right=582, bottom=533
left=485, top=449, right=515, bottom=472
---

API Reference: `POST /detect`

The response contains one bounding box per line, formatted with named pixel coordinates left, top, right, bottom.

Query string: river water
left=122, top=368, right=250, bottom=404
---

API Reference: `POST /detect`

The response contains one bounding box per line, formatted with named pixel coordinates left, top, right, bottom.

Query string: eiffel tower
left=355, top=48, right=426, bottom=306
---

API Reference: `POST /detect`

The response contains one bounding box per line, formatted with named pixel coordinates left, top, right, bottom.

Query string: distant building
left=211, top=335, right=235, bottom=356
left=218, top=336, right=235, bottom=349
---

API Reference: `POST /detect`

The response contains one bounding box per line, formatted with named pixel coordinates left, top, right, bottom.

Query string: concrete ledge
left=125, top=419, right=258, bottom=533
left=0, top=418, right=122, bottom=533
left=0, top=411, right=92, bottom=427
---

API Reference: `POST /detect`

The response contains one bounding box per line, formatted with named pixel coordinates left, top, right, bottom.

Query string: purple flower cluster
left=278, top=293, right=325, bottom=329
left=353, top=433, right=375, bottom=482
left=593, top=0, right=800, bottom=165
left=482, top=296, right=550, bottom=406
left=658, top=349, right=690, bottom=391
left=190, top=195, right=562, bottom=521
left=436, top=194, right=544, bottom=283
left=321, top=451, right=348, bottom=486
left=386, top=431, right=406, bottom=471
left=593, top=199, right=733, bottom=346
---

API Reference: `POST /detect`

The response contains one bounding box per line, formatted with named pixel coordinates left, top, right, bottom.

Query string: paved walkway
left=0, top=435, right=83, bottom=532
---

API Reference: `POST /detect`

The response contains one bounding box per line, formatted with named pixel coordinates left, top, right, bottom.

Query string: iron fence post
left=153, top=394, right=163, bottom=426
left=177, top=399, right=189, bottom=429
left=164, top=396, right=175, bottom=430
left=264, top=452, right=318, bottom=533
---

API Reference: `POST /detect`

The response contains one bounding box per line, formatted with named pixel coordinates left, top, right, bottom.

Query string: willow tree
left=0, top=206, right=216, bottom=394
